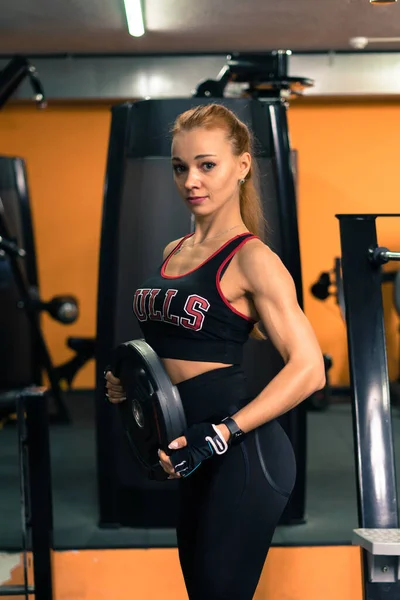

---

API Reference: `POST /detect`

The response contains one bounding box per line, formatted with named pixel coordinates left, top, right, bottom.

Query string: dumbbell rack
left=0, top=388, right=54, bottom=599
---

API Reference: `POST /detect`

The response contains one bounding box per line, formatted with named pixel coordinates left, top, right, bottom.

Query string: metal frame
left=95, top=103, right=134, bottom=526
left=4, top=53, right=400, bottom=102
left=0, top=388, right=54, bottom=599
left=337, top=213, right=400, bottom=599
left=269, top=99, right=307, bottom=523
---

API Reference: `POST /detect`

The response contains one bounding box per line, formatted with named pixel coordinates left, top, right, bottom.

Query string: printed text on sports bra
left=133, top=288, right=210, bottom=332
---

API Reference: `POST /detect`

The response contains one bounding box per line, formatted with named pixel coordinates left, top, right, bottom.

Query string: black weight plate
left=113, top=339, right=187, bottom=474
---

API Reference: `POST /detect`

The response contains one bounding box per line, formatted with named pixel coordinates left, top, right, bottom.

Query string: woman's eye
left=172, top=162, right=215, bottom=174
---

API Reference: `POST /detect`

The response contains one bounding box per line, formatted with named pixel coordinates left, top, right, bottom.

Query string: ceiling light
left=349, top=37, right=369, bottom=49
left=369, top=0, right=397, bottom=4
left=349, top=36, right=400, bottom=49
left=123, top=0, right=145, bottom=37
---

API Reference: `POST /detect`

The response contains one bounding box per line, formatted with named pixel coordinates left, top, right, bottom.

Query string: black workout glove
left=169, top=423, right=229, bottom=478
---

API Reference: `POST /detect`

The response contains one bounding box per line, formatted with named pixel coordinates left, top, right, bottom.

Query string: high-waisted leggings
left=175, top=365, right=297, bottom=600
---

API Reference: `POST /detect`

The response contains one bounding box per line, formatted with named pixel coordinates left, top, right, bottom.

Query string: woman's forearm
left=219, top=359, right=325, bottom=439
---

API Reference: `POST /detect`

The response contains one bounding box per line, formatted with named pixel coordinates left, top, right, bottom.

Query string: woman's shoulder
left=240, top=234, right=270, bottom=257
left=237, top=236, right=294, bottom=295
left=239, top=235, right=282, bottom=266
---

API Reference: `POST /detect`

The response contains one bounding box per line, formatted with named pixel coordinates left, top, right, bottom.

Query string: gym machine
left=337, top=214, right=400, bottom=600
left=96, top=51, right=315, bottom=528
left=0, top=56, right=46, bottom=109
left=311, top=253, right=400, bottom=404
left=0, top=156, right=95, bottom=423
left=0, top=58, right=95, bottom=420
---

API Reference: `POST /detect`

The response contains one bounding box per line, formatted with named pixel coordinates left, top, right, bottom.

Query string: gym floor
left=2, top=394, right=400, bottom=553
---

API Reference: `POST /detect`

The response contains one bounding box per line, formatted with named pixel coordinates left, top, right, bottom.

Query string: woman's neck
left=192, top=205, right=246, bottom=244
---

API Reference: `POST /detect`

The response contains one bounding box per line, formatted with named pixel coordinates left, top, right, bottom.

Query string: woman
left=106, top=103, right=325, bottom=599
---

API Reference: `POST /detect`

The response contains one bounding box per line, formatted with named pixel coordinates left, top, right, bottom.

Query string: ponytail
left=239, top=162, right=266, bottom=241
left=239, top=144, right=267, bottom=341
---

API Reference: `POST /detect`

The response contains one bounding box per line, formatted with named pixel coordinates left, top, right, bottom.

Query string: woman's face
left=171, top=127, right=250, bottom=216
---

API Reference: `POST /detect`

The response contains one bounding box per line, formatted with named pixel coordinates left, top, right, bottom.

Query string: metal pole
left=16, top=395, right=30, bottom=600
left=269, top=99, right=306, bottom=523
left=337, top=214, right=400, bottom=600
left=95, top=104, right=134, bottom=525
left=25, top=388, right=54, bottom=600
left=369, top=246, right=400, bottom=265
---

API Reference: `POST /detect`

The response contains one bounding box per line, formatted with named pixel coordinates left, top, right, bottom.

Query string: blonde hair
left=172, top=103, right=266, bottom=340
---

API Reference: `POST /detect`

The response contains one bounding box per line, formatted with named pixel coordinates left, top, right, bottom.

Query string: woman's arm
left=161, top=239, right=326, bottom=475
left=218, top=240, right=326, bottom=440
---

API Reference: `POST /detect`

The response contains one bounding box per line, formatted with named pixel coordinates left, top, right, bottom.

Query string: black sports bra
left=132, top=233, right=257, bottom=364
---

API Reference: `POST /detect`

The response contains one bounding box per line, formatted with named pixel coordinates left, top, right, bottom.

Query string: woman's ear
left=239, top=152, right=251, bottom=180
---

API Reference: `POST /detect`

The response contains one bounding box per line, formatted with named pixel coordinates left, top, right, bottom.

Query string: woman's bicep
left=241, top=242, right=323, bottom=366
left=254, top=278, right=322, bottom=366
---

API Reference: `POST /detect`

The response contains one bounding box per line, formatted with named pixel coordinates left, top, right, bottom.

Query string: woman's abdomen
left=162, top=357, right=233, bottom=385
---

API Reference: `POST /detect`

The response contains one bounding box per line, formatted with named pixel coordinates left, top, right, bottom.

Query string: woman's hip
left=175, top=365, right=297, bottom=497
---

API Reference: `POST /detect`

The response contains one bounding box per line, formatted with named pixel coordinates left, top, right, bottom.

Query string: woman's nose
left=184, top=168, right=200, bottom=189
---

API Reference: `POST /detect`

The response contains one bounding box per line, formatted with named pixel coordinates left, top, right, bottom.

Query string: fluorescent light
left=349, top=36, right=400, bottom=49
left=123, top=0, right=145, bottom=37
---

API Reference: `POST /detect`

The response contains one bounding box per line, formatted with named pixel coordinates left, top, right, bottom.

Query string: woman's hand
left=104, top=370, right=127, bottom=403
left=105, top=369, right=181, bottom=478
left=158, top=447, right=183, bottom=479
left=158, top=434, right=189, bottom=479
left=158, top=424, right=231, bottom=479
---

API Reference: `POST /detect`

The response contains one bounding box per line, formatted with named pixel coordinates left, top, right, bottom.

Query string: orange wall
left=289, top=102, right=400, bottom=385
left=3, top=546, right=364, bottom=600
left=0, top=101, right=398, bottom=388
left=0, top=105, right=111, bottom=388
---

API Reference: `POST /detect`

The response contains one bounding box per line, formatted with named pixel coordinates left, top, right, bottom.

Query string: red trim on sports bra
left=216, top=235, right=258, bottom=323
left=161, top=233, right=251, bottom=280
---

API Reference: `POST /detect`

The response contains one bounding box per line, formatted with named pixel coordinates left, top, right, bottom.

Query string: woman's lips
left=187, top=196, right=207, bottom=205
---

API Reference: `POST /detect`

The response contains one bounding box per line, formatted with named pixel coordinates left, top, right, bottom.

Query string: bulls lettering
left=181, top=295, right=210, bottom=330
left=133, top=288, right=209, bottom=331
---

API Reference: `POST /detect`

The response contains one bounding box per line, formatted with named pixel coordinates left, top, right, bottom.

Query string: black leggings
left=175, top=366, right=297, bottom=600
